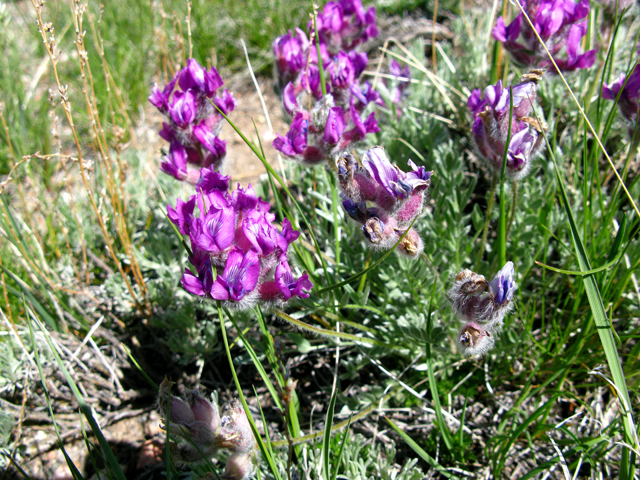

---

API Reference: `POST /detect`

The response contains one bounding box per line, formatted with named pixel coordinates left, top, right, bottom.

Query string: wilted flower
left=149, top=58, right=236, bottom=182
left=493, top=0, right=596, bottom=73
left=309, top=0, right=378, bottom=55
left=338, top=147, right=431, bottom=257
left=447, top=262, right=518, bottom=345
left=168, top=168, right=312, bottom=309
left=602, top=62, right=640, bottom=138
left=468, top=75, right=546, bottom=180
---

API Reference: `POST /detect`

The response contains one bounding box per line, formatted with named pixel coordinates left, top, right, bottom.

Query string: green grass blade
left=120, top=343, right=158, bottom=391
left=226, top=314, right=283, bottom=411
left=322, top=387, right=338, bottom=480
left=2, top=266, right=59, bottom=332
left=275, top=310, right=397, bottom=348
left=213, top=103, right=330, bottom=284
left=536, top=117, right=639, bottom=454
left=330, top=414, right=352, bottom=480
left=316, top=214, right=419, bottom=295
left=534, top=253, right=623, bottom=276
left=217, top=302, right=282, bottom=480
left=385, top=418, right=456, bottom=479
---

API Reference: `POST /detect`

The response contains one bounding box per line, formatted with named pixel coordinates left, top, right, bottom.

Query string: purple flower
left=388, top=59, right=411, bottom=106
left=191, top=205, right=236, bottom=255
left=214, top=89, right=237, bottom=115
left=458, top=322, right=495, bottom=356
left=488, top=261, right=517, bottom=306
left=149, top=75, right=177, bottom=113
left=447, top=263, right=518, bottom=331
left=338, top=148, right=432, bottom=256
left=211, top=248, right=261, bottom=301
left=237, top=210, right=283, bottom=257
left=150, top=58, right=235, bottom=181
left=275, top=256, right=313, bottom=300
left=329, top=52, right=356, bottom=90
left=468, top=78, right=544, bottom=180
left=351, top=81, right=385, bottom=111
left=273, top=113, right=309, bottom=156
left=341, top=101, right=379, bottom=145
left=363, top=147, right=411, bottom=201
left=324, top=107, right=346, bottom=144
left=602, top=64, right=640, bottom=128
left=197, top=168, right=230, bottom=194
left=274, top=28, right=310, bottom=84
left=310, top=0, right=378, bottom=55
left=194, top=123, right=227, bottom=162
left=160, top=142, right=188, bottom=182
left=179, top=58, right=223, bottom=97
left=170, top=90, right=197, bottom=129
left=168, top=194, right=196, bottom=235
left=493, top=0, right=596, bottom=73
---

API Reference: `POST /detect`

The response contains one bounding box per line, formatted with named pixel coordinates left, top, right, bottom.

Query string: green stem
left=506, top=181, right=518, bottom=239
left=475, top=176, right=497, bottom=269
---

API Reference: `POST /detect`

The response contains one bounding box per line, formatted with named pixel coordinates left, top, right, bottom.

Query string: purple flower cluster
left=272, top=0, right=384, bottom=165
left=493, top=0, right=596, bottom=73
left=602, top=57, right=640, bottom=138
left=447, top=262, right=517, bottom=356
left=273, top=84, right=380, bottom=165
left=468, top=76, right=545, bottom=180
left=149, top=59, right=236, bottom=183
left=309, top=0, right=378, bottom=55
left=167, top=167, right=312, bottom=309
left=338, top=147, right=432, bottom=257
left=273, top=0, right=377, bottom=85
left=158, top=378, right=257, bottom=479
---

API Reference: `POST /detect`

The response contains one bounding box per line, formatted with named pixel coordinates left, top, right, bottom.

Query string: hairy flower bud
left=448, top=262, right=517, bottom=331
left=218, top=400, right=256, bottom=453
left=458, top=322, right=495, bottom=356
left=157, top=378, right=222, bottom=464
left=468, top=76, right=546, bottom=181
left=222, top=453, right=256, bottom=480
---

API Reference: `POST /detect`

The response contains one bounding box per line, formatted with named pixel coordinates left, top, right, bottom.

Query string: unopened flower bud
left=458, top=322, right=495, bottom=356
left=447, top=261, right=517, bottom=330
left=218, top=400, right=256, bottom=453
left=222, top=453, right=256, bottom=480
left=395, top=228, right=424, bottom=258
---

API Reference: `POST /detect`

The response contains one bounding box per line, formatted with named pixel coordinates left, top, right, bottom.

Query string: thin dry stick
left=186, top=0, right=193, bottom=59
left=431, top=0, right=438, bottom=72
left=371, top=38, right=390, bottom=90
left=0, top=110, right=44, bottom=248
left=74, top=7, right=148, bottom=301
left=513, top=0, right=640, bottom=219
left=88, top=13, right=138, bottom=149
left=31, top=1, right=143, bottom=312
left=240, top=38, right=287, bottom=182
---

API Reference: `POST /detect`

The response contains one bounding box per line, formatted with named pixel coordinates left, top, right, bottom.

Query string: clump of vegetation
left=1, top=0, right=639, bottom=479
